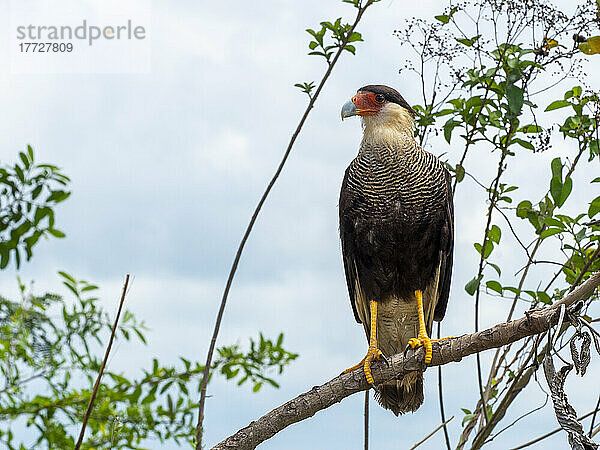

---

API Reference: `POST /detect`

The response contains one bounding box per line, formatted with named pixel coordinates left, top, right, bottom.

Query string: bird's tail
left=374, top=371, right=423, bottom=415
left=369, top=290, right=436, bottom=415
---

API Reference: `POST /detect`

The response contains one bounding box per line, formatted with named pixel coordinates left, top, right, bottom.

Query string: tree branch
left=213, top=271, right=600, bottom=450
left=75, top=274, right=130, bottom=450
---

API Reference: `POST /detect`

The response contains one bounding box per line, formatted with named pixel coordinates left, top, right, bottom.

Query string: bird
left=339, top=84, right=454, bottom=415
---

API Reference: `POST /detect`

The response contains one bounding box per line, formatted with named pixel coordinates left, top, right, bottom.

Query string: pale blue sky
left=1, top=0, right=599, bottom=449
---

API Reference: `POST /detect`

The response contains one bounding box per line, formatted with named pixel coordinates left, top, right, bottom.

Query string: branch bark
left=213, top=271, right=600, bottom=450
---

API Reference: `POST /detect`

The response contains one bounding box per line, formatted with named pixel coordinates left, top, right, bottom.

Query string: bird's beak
left=341, top=100, right=358, bottom=120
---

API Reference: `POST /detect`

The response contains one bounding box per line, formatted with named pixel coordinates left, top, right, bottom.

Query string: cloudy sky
left=1, top=0, right=599, bottom=448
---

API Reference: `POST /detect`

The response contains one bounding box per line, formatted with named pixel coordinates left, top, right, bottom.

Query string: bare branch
left=213, top=272, right=600, bottom=450
left=75, top=274, right=130, bottom=450
left=410, top=416, right=455, bottom=450
left=437, top=322, right=452, bottom=450
left=364, top=390, right=369, bottom=450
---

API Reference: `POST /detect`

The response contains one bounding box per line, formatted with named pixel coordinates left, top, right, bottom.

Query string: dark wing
left=434, top=167, right=454, bottom=321
left=339, top=169, right=362, bottom=323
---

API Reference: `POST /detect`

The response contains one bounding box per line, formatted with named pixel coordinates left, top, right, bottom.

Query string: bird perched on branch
left=339, top=85, right=454, bottom=415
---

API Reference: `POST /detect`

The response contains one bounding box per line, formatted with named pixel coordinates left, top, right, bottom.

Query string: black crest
left=358, top=84, right=416, bottom=116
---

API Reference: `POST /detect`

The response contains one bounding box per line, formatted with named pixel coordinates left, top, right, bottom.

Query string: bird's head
left=341, top=85, right=416, bottom=142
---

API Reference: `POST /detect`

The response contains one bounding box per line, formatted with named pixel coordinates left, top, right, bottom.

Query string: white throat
left=360, top=103, right=415, bottom=147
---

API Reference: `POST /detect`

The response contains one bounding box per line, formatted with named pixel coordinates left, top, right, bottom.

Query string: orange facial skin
left=352, top=91, right=384, bottom=116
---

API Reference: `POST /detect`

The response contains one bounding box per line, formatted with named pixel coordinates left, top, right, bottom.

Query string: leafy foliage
left=396, top=0, right=600, bottom=447
left=0, top=273, right=297, bottom=449
left=306, top=18, right=364, bottom=63
left=0, top=147, right=298, bottom=448
left=0, top=146, right=70, bottom=269
left=295, top=0, right=378, bottom=98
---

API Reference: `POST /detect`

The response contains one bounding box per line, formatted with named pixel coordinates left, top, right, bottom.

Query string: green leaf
left=551, top=158, right=563, bottom=179
left=506, top=84, right=524, bottom=116
left=589, top=196, right=600, bottom=218
left=47, top=190, right=70, bottom=203
left=0, top=245, right=8, bottom=269
left=455, top=164, right=465, bottom=183
left=47, top=228, right=66, bottom=238
left=474, top=241, right=493, bottom=259
left=557, top=176, right=572, bottom=207
left=516, top=200, right=532, bottom=218
left=81, top=284, right=99, bottom=292
left=537, top=291, right=552, bottom=305
left=456, top=35, right=481, bottom=47
left=550, top=158, right=563, bottom=206
left=512, top=138, right=535, bottom=150
left=19, top=152, right=30, bottom=169
left=348, top=32, right=363, bottom=42
left=503, top=286, right=521, bottom=295
left=519, top=124, right=543, bottom=133
left=545, top=100, right=570, bottom=111
left=58, top=271, right=76, bottom=283
left=465, top=275, right=483, bottom=296
left=488, top=225, right=501, bottom=244
left=591, top=140, right=600, bottom=158
left=540, top=228, right=562, bottom=239
left=544, top=217, right=565, bottom=229
left=435, top=14, right=449, bottom=24
left=443, top=119, right=460, bottom=143
left=486, top=280, right=503, bottom=294
left=488, top=262, right=502, bottom=276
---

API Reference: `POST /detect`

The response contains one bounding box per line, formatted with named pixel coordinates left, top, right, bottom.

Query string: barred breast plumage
left=339, top=125, right=453, bottom=415
left=340, top=139, right=451, bottom=303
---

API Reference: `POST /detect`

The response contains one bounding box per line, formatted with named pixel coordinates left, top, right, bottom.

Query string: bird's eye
left=375, top=94, right=385, bottom=103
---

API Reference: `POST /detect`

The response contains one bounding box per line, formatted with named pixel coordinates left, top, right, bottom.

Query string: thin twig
left=590, top=393, right=600, bottom=437
left=75, top=274, right=130, bottom=450
left=437, top=322, right=451, bottom=450
left=474, top=146, right=511, bottom=427
left=570, top=246, right=600, bottom=294
left=364, top=390, right=369, bottom=450
left=510, top=409, right=598, bottom=449
left=193, top=3, right=379, bottom=447
left=450, top=43, right=512, bottom=194
left=410, top=416, right=455, bottom=450
left=483, top=388, right=548, bottom=444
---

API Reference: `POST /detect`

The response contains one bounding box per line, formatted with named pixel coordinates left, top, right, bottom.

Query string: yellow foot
left=343, top=346, right=387, bottom=386
left=343, top=356, right=367, bottom=374
left=408, top=335, right=433, bottom=364
left=408, top=335, right=454, bottom=364
left=343, top=300, right=390, bottom=387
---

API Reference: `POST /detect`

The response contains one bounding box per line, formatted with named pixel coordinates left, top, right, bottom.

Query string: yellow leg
left=406, top=290, right=454, bottom=363
left=408, top=290, right=433, bottom=363
left=343, top=300, right=386, bottom=385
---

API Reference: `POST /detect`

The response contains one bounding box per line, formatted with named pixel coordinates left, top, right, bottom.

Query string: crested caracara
left=339, top=84, right=454, bottom=415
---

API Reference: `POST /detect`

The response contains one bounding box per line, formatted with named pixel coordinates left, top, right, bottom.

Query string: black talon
left=381, top=353, right=391, bottom=367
